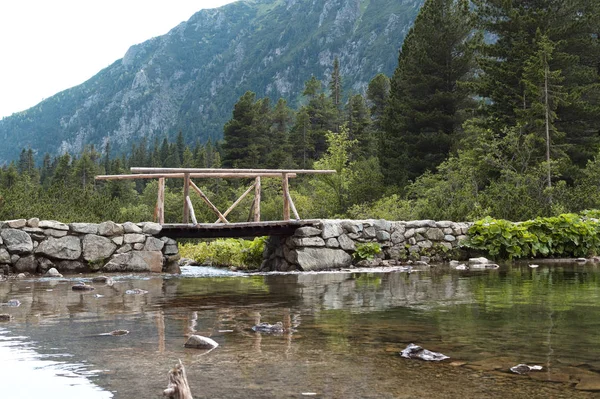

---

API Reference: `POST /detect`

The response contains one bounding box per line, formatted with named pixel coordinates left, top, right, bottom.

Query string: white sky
left=0, top=0, right=236, bottom=119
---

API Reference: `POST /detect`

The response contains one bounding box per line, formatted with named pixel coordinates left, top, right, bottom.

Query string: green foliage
left=347, top=194, right=416, bottom=221
left=464, top=213, right=600, bottom=260
left=353, top=242, right=382, bottom=262
left=179, top=237, right=267, bottom=270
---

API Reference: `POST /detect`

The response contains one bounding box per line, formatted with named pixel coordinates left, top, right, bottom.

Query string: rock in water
left=0, top=314, right=11, bottom=321
left=510, top=364, right=543, bottom=374
left=252, top=322, right=285, bottom=333
left=125, top=289, right=148, bottom=295
left=72, top=283, right=95, bottom=291
left=400, top=343, right=449, bottom=361
left=44, top=268, right=63, bottom=277
left=2, top=299, right=21, bottom=307
left=92, top=275, right=110, bottom=283
left=184, top=335, right=219, bottom=350
left=99, top=329, right=129, bottom=336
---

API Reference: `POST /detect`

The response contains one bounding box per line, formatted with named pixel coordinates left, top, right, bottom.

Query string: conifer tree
left=222, top=91, right=270, bottom=168
left=475, top=0, right=600, bottom=166
left=381, top=0, right=479, bottom=187
left=266, top=98, right=295, bottom=168
left=367, top=73, right=390, bottom=133
left=346, top=94, right=373, bottom=159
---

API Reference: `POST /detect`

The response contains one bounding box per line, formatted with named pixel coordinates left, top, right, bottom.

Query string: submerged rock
left=252, top=322, right=285, bottom=334
left=510, top=364, right=543, bottom=374
left=400, top=343, right=449, bottom=361
left=184, top=335, right=219, bottom=349
left=125, top=289, right=148, bottom=295
left=72, top=283, right=95, bottom=291
left=99, top=329, right=129, bottom=336
left=2, top=299, right=21, bottom=307
left=92, top=276, right=114, bottom=286
left=468, top=257, right=490, bottom=265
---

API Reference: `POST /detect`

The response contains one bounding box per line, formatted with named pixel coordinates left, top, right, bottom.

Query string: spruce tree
left=346, top=94, right=373, bottom=159
left=381, top=0, right=479, bottom=187
left=222, top=91, right=271, bottom=168
left=475, top=0, right=600, bottom=167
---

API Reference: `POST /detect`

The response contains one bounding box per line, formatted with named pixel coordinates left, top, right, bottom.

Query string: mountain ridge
left=0, top=0, right=423, bottom=163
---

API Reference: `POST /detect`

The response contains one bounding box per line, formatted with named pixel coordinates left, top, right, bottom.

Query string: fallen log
left=163, top=360, right=193, bottom=399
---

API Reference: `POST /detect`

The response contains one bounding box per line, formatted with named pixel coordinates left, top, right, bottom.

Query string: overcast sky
left=0, top=0, right=236, bottom=119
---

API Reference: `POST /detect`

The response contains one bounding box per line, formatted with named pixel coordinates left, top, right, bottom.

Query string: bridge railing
left=95, top=168, right=336, bottom=225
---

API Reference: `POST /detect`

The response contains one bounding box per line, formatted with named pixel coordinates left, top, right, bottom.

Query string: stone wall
left=0, top=218, right=180, bottom=275
left=260, top=219, right=472, bottom=271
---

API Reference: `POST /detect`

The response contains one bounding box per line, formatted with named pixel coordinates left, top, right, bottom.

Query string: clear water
left=1, top=262, right=600, bottom=398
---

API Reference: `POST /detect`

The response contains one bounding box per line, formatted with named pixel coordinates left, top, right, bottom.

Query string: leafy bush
left=464, top=213, right=600, bottom=259
left=353, top=242, right=382, bottom=261
left=179, top=237, right=267, bottom=270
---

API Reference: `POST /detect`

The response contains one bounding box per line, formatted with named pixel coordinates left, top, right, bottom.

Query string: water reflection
left=0, top=263, right=599, bottom=398
left=0, top=329, right=112, bottom=398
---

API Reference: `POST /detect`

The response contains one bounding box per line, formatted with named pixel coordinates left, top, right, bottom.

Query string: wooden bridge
left=95, top=167, right=334, bottom=238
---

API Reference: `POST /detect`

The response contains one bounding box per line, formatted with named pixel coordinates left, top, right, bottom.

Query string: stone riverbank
left=0, top=219, right=180, bottom=275
left=260, top=219, right=472, bottom=271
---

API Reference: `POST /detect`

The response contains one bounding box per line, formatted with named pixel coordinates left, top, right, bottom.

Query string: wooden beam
left=96, top=172, right=298, bottom=180
left=214, top=181, right=256, bottom=223
left=282, top=173, right=290, bottom=221
left=189, top=181, right=229, bottom=223
left=254, top=176, right=261, bottom=222
left=183, top=173, right=190, bottom=224
left=130, top=167, right=336, bottom=175
left=186, top=196, right=197, bottom=225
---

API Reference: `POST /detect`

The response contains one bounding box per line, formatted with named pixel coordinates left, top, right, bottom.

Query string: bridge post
left=154, top=177, right=165, bottom=224
left=282, top=173, right=290, bottom=221
left=254, top=176, right=261, bottom=222
left=183, top=173, right=190, bottom=224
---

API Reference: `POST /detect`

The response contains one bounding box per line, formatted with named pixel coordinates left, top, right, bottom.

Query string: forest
left=0, top=0, right=599, bottom=224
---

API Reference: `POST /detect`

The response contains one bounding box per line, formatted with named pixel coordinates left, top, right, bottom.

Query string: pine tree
left=367, top=73, right=390, bottom=132
left=290, top=107, right=312, bottom=169
left=475, top=0, right=600, bottom=167
left=346, top=94, right=373, bottom=159
left=381, top=0, right=479, bottom=187
left=222, top=91, right=270, bottom=168
left=518, top=31, right=566, bottom=188
left=266, top=98, right=295, bottom=168
left=329, top=57, right=342, bottom=109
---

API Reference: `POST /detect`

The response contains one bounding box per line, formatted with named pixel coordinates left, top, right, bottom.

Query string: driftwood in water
left=163, top=360, right=193, bottom=399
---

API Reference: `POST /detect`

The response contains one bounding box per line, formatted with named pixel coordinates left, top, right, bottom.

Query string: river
left=0, top=262, right=599, bottom=398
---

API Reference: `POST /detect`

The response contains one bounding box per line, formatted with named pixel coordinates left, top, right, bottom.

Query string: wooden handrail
left=96, top=172, right=297, bottom=180
left=130, top=167, right=335, bottom=175
left=96, top=168, right=336, bottom=224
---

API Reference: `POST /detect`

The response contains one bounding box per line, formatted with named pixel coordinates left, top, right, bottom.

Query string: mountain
left=0, top=0, right=423, bottom=163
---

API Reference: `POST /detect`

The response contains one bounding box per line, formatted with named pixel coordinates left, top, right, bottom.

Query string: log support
left=183, top=173, right=190, bottom=224
left=254, top=176, right=261, bottom=222
left=282, top=173, right=290, bottom=221
left=154, top=177, right=165, bottom=224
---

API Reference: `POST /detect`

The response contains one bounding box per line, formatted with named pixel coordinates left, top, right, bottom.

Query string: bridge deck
left=159, top=220, right=321, bottom=239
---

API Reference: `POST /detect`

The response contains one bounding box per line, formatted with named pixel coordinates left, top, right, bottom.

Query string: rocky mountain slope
left=0, top=0, right=423, bottom=163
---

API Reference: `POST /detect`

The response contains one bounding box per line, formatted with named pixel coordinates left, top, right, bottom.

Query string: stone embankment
left=261, top=219, right=472, bottom=272
left=0, top=219, right=180, bottom=275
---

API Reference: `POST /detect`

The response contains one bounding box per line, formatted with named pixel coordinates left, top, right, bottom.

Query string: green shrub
left=464, top=213, right=600, bottom=259
left=179, top=237, right=267, bottom=270
left=353, top=242, right=382, bottom=262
